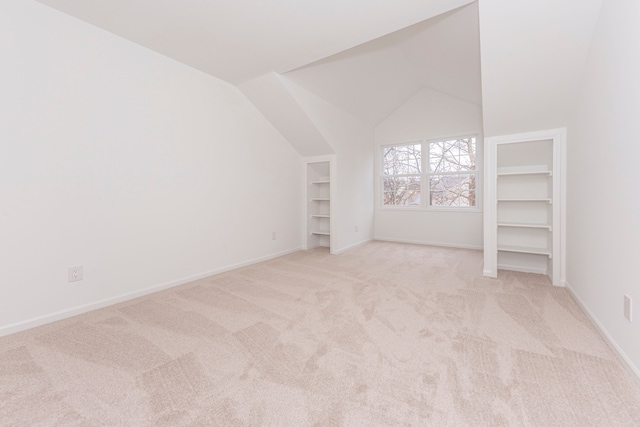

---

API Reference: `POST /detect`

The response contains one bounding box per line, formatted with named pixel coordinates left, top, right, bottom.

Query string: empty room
left=1, top=0, right=640, bottom=425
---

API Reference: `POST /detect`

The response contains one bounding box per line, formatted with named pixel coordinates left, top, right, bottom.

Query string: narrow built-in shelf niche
left=484, top=129, right=565, bottom=285
left=305, top=157, right=335, bottom=251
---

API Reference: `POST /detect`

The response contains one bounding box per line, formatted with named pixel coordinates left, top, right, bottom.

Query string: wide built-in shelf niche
left=306, top=160, right=331, bottom=249
left=484, top=129, right=565, bottom=285
left=497, top=139, right=553, bottom=276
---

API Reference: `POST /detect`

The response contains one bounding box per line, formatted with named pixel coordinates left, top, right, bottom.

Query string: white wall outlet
left=355, top=225, right=358, bottom=233
left=272, top=232, right=276, bottom=240
left=68, top=265, right=83, bottom=283
left=624, top=295, right=632, bottom=322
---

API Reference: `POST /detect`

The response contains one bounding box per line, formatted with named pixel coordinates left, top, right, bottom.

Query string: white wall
left=284, top=79, right=375, bottom=253
left=374, top=87, right=483, bottom=249
left=566, top=0, right=640, bottom=376
left=238, top=73, right=335, bottom=157
left=478, top=0, right=603, bottom=137
left=0, top=0, right=302, bottom=333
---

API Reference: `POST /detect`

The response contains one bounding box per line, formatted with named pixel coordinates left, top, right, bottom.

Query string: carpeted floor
left=1, top=242, right=640, bottom=426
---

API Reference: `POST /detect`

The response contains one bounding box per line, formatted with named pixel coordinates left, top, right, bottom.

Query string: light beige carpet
left=1, top=242, right=639, bottom=426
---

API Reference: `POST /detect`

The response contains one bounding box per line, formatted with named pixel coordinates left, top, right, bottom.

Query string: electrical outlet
left=624, top=295, right=632, bottom=322
left=68, top=265, right=83, bottom=283
left=272, top=232, right=276, bottom=241
left=355, top=225, right=358, bottom=233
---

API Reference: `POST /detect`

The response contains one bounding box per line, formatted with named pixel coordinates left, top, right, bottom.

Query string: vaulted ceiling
left=34, top=0, right=474, bottom=85
left=284, top=3, right=481, bottom=126
left=34, top=0, right=604, bottom=136
left=478, top=0, right=603, bottom=136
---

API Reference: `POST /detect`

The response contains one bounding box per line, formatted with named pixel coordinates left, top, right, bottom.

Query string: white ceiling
left=34, top=0, right=475, bottom=85
left=33, top=0, right=604, bottom=136
left=284, top=3, right=481, bottom=125
left=479, top=0, right=604, bottom=136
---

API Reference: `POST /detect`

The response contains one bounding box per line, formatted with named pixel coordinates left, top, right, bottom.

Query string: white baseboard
left=565, top=280, right=640, bottom=386
left=0, top=246, right=303, bottom=338
left=497, top=262, right=547, bottom=276
left=373, top=236, right=483, bottom=251
left=332, top=238, right=373, bottom=255
left=483, top=268, right=497, bottom=278
left=305, top=243, right=326, bottom=250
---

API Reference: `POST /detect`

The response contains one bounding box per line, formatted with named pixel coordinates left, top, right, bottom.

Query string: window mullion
left=424, top=140, right=429, bottom=209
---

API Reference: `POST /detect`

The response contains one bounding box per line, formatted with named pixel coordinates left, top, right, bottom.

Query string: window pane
left=383, top=144, right=421, bottom=176
left=429, top=138, right=476, bottom=173
left=383, top=176, right=421, bottom=206
left=429, top=174, right=476, bottom=207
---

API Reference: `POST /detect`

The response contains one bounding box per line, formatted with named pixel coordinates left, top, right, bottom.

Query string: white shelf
left=485, top=130, right=564, bottom=285
left=497, top=171, right=552, bottom=177
left=497, top=222, right=552, bottom=231
left=306, top=159, right=333, bottom=251
left=497, top=166, right=552, bottom=176
left=497, top=198, right=552, bottom=204
left=498, top=245, right=552, bottom=258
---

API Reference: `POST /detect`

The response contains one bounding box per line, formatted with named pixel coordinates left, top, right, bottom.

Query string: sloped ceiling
left=34, top=0, right=475, bottom=85
left=478, top=0, right=603, bottom=136
left=34, top=0, right=604, bottom=139
left=284, top=3, right=481, bottom=126
left=239, top=73, right=335, bottom=157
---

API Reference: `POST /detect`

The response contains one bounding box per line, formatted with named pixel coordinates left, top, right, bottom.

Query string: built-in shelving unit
left=305, top=157, right=335, bottom=251
left=497, top=198, right=552, bottom=203
left=497, top=171, right=552, bottom=177
left=496, top=244, right=552, bottom=257
left=484, top=128, right=565, bottom=285
left=497, top=222, right=552, bottom=231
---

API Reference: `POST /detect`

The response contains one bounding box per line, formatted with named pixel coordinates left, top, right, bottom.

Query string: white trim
left=375, top=132, right=481, bottom=148
left=377, top=206, right=481, bottom=213
left=551, top=128, right=565, bottom=286
left=483, top=268, right=495, bottom=277
left=0, top=246, right=303, bottom=338
left=565, top=281, right=640, bottom=386
left=483, top=127, right=566, bottom=285
left=379, top=139, right=423, bottom=149
left=483, top=131, right=498, bottom=278
left=374, top=237, right=482, bottom=251
left=497, top=263, right=547, bottom=275
left=559, top=131, right=567, bottom=285
left=303, top=155, right=337, bottom=254
left=485, top=128, right=566, bottom=145
left=329, top=158, right=338, bottom=254
left=331, top=238, right=374, bottom=254
left=378, top=134, right=480, bottom=211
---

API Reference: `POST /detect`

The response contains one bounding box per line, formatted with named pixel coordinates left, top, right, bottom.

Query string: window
left=382, top=143, right=422, bottom=206
left=381, top=136, right=477, bottom=209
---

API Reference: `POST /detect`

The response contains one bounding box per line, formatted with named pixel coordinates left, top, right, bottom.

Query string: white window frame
left=380, top=141, right=423, bottom=207
left=379, top=134, right=480, bottom=212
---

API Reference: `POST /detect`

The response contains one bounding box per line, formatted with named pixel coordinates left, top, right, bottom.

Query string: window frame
left=381, top=142, right=423, bottom=207
left=379, top=134, right=481, bottom=212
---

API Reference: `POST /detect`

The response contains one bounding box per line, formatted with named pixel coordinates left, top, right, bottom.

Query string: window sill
left=377, top=206, right=482, bottom=213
